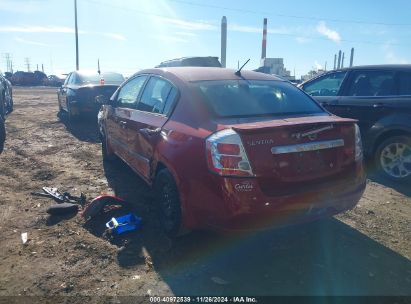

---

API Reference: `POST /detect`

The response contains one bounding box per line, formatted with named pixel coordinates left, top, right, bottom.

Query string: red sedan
left=98, top=67, right=366, bottom=237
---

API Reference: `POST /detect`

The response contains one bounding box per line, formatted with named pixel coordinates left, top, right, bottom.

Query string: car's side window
left=346, top=70, right=396, bottom=97
left=63, top=73, right=71, bottom=86
left=397, top=71, right=411, bottom=96
left=116, top=76, right=147, bottom=108
left=163, top=87, right=178, bottom=116
left=71, top=74, right=79, bottom=85
left=303, top=71, right=347, bottom=96
left=137, top=77, right=175, bottom=115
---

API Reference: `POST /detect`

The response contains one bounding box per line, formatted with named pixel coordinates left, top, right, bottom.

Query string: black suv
left=155, top=57, right=222, bottom=68
left=300, top=65, right=411, bottom=182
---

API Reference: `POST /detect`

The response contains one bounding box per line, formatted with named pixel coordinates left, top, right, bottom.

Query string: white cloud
left=382, top=41, right=409, bottom=64
left=314, top=61, right=323, bottom=70
left=230, top=24, right=293, bottom=35
left=0, top=25, right=126, bottom=41
left=296, top=37, right=311, bottom=44
left=230, top=24, right=260, bottom=33
left=101, top=33, right=126, bottom=41
left=154, top=35, right=189, bottom=43
left=153, top=16, right=217, bottom=31
left=0, top=26, right=76, bottom=33
left=316, top=21, right=341, bottom=43
left=14, top=37, right=51, bottom=47
left=175, top=31, right=197, bottom=37
left=0, top=0, right=41, bottom=14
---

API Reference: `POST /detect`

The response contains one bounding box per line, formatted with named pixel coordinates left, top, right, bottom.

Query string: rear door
left=337, top=69, right=397, bottom=138
left=127, top=76, right=178, bottom=181
left=106, top=75, right=148, bottom=163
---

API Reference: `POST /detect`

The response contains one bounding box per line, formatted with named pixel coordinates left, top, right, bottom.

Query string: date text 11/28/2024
left=149, top=296, right=257, bottom=303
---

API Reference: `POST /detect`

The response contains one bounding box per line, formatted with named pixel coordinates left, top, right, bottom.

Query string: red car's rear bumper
left=184, top=163, right=366, bottom=231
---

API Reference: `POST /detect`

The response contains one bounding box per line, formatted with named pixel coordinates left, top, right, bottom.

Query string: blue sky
left=1, top=0, right=411, bottom=77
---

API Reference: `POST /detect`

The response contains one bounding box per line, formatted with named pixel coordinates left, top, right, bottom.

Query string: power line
left=169, top=0, right=411, bottom=27
left=82, top=0, right=411, bottom=47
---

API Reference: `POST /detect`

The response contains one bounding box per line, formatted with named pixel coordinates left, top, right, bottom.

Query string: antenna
left=235, top=59, right=250, bottom=77
left=98, top=58, right=101, bottom=75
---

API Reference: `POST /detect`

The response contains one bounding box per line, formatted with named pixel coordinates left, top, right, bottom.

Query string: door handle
left=320, top=100, right=338, bottom=107
left=119, top=121, right=127, bottom=129
left=138, top=127, right=161, bottom=137
left=373, top=103, right=383, bottom=108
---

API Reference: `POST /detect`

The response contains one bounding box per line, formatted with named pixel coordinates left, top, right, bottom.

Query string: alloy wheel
left=380, top=142, right=411, bottom=178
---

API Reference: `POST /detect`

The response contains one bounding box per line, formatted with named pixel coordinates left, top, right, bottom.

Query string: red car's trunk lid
left=231, top=116, right=356, bottom=182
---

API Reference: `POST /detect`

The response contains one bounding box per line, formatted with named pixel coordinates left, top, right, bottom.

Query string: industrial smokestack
left=337, top=50, right=342, bottom=69
left=350, top=48, right=354, bottom=67
left=342, top=52, right=345, bottom=68
left=261, top=18, right=267, bottom=60
left=221, top=16, right=227, bottom=68
left=334, top=54, right=337, bottom=70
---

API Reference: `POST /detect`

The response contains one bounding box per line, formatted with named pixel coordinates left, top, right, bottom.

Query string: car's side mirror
left=95, top=95, right=110, bottom=105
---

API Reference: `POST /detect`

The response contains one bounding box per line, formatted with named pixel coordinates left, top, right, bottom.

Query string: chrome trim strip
left=271, top=139, right=344, bottom=154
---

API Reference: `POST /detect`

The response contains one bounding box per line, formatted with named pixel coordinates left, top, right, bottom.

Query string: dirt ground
left=0, top=87, right=410, bottom=300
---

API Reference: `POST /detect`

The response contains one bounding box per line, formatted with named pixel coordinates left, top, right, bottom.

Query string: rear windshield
left=193, top=80, right=324, bottom=118
left=79, top=73, right=124, bottom=84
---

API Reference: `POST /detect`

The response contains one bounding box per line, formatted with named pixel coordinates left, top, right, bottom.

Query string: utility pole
left=74, top=0, right=79, bottom=70
left=220, top=16, right=227, bottom=68
left=3, top=53, right=12, bottom=72
left=24, top=57, right=31, bottom=72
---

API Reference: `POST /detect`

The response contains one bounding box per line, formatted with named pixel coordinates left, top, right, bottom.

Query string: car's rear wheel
left=375, top=135, right=411, bottom=182
left=154, top=169, right=183, bottom=238
left=101, top=132, right=116, bottom=161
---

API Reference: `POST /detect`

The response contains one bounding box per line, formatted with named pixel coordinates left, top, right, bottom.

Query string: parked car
left=155, top=56, right=222, bottom=68
left=46, top=74, right=65, bottom=87
left=98, top=67, right=365, bottom=236
left=57, top=71, right=124, bottom=121
left=11, top=71, right=47, bottom=86
left=0, top=115, right=5, bottom=154
left=299, top=65, right=411, bottom=182
left=0, top=74, right=13, bottom=119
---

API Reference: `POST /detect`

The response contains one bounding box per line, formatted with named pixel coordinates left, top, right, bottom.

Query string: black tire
left=101, top=133, right=116, bottom=161
left=0, top=116, right=5, bottom=154
left=375, top=135, right=411, bottom=182
left=154, top=169, right=183, bottom=238
left=67, top=100, right=78, bottom=122
left=57, top=97, right=63, bottom=114
left=0, top=91, right=5, bottom=120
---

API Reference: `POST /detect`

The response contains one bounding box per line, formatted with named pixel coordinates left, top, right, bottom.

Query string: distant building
left=254, top=58, right=295, bottom=81
left=301, top=69, right=326, bottom=82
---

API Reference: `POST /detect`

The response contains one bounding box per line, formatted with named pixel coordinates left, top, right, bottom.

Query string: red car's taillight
left=206, top=129, right=254, bottom=177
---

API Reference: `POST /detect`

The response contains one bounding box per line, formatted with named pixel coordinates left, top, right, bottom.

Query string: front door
left=302, top=70, right=348, bottom=115
left=106, top=75, right=148, bottom=164
left=126, top=76, right=178, bottom=181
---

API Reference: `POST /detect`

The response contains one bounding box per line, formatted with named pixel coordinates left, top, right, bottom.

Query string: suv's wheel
left=375, top=135, right=411, bottom=182
left=101, top=132, right=116, bottom=161
left=154, top=169, right=183, bottom=238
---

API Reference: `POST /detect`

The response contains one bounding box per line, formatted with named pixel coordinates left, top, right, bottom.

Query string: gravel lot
left=0, top=87, right=410, bottom=300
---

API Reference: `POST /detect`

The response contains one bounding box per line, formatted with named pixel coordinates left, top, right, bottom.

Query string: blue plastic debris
left=105, top=214, right=142, bottom=235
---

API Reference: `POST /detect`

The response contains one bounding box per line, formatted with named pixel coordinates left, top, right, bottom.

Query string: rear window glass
left=79, top=73, right=124, bottom=84
left=193, top=80, right=324, bottom=118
